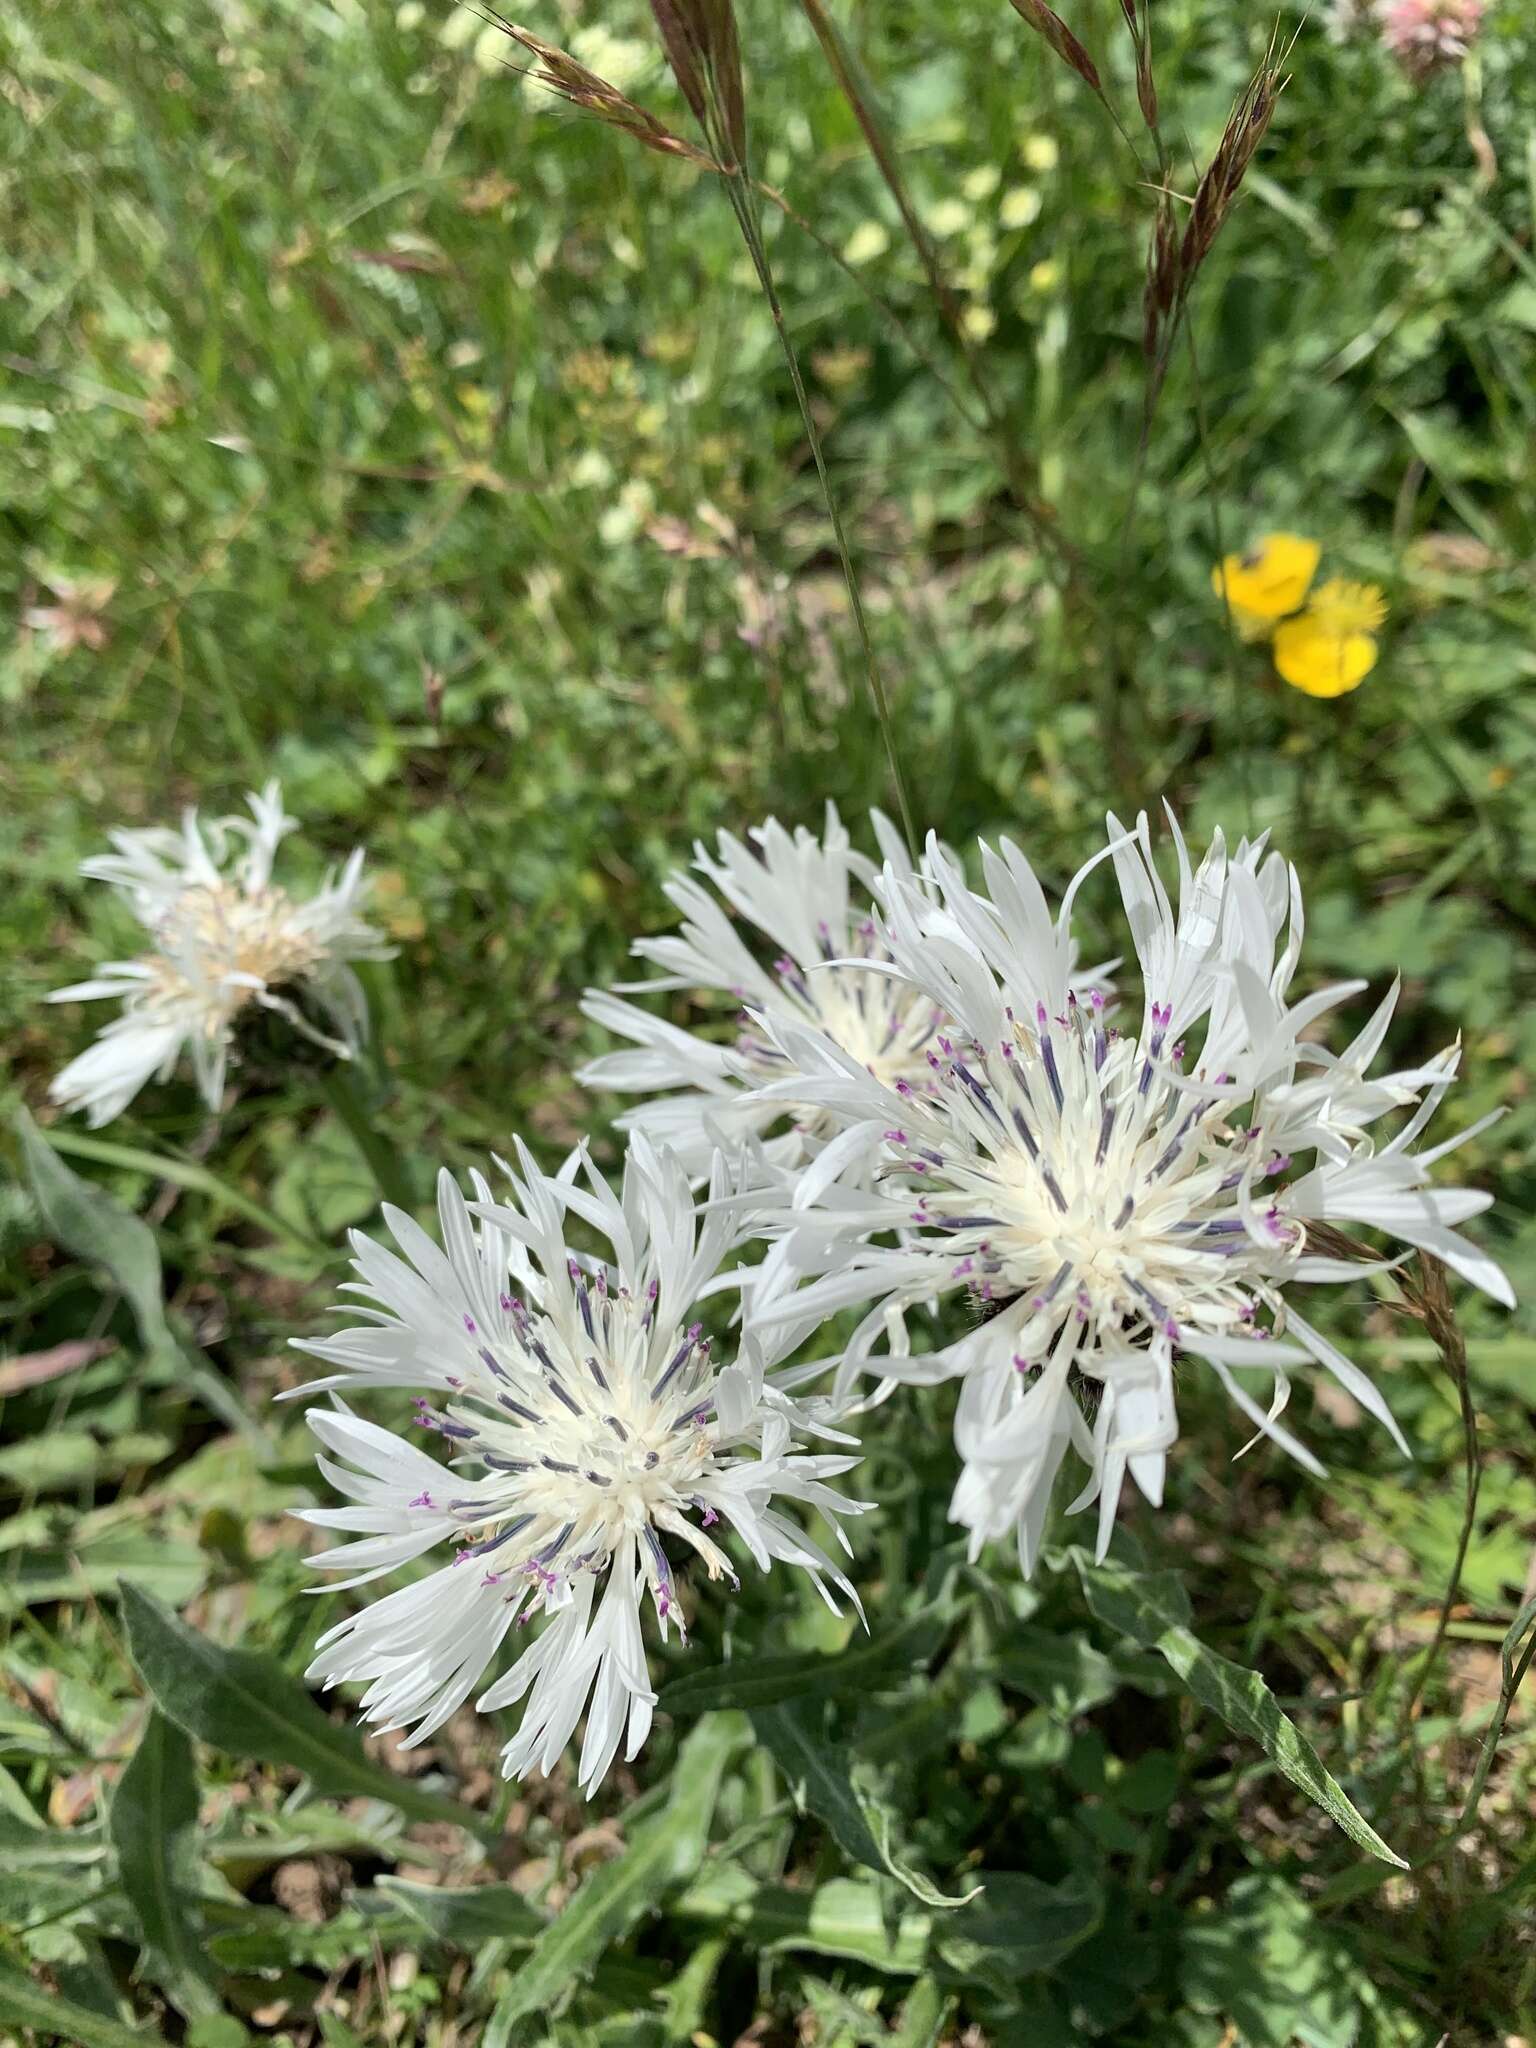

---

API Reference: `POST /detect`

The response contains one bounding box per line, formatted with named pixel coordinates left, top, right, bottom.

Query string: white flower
left=48, top=782, right=390, bottom=1125
left=751, top=810, right=1512, bottom=1574
left=292, top=1138, right=864, bottom=1795
left=579, top=807, right=949, bottom=1175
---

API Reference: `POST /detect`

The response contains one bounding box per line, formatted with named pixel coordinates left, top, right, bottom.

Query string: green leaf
left=111, top=1708, right=223, bottom=2021
left=0, top=1807, right=109, bottom=1871
left=119, top=1582, right=491, bottom=1841
left=0, top=1957, right=171, bottom=2048
left=934, top=1871, right=1102, bottom=1989
left=800, top=1975, right=891, bottom=2045
left=892, top=1976, right=951, bottom=2048
left=0, top=1532, right=207, bottom=1618
left=1069, top=1551, right=1192, bottom=1641
left=752, top=1700, right=883, bottom=1866
left=752, top=1700, right=978, bottom=1908
left=15, top=1110, right=255, bottom=1440
left=377, top=1877, right=545, bottom=1948
left=673, top=1866, right=931, bottom=1973
left=993, top=1624, right=1121, bottom=1716
left=1070, top=1552, right=1404, bottom=1867
left=16, top=1109, right=170, bottom=1357
left=44, top=1126, right=328, bottom=1260
left=1180, top=1874, right=1364, bottom=2048
left=657, top=1935, right=727, bottom=2038
left=492, top=1712, right=743, bottom=2029
left=659, top=1607, right=945, bottom=1717
left=186, top=2021, right=255, bottom=2048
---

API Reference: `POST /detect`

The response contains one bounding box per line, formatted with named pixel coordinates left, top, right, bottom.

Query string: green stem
left=1445, top=1599, right=1536, bottom=1850
left=320, top=1061, right=415, bottom=1213
left=1403, top=1255, right=1481, bottom=1726
left=721, top=172, right=919, bottom=858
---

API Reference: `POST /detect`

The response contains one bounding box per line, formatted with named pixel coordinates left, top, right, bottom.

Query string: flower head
left=1274, top=579, right=1388, bottom=698
left=580, top=807, right=948, bottom=1173
left=1212, top=534, right=1321, bottom=641
left=293, top=1139, right=863, bottom=1794
left=1379, top=0, right=1484, bottom=75
left=752, top=812, right=1510, bottom=1575
left=48, top=783, right=390, bottom=1126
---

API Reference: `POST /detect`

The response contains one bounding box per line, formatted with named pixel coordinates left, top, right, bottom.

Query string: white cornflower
left=48, top=782, right=389, bottom=1126
left=579, top=807, right=949, bottom=1174
left=292, top=1138, right=863, bottom=1795
left=751, top=811, right=1512, bottom=1574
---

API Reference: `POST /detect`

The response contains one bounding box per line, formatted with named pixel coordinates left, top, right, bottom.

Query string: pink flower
left=1378, top=0, right=1485, bottom=76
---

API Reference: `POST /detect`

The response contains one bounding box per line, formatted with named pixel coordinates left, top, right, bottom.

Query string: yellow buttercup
left=1273, top=579, right=1388, bottom=698
left=1211, top=533, right=1321, bottom=641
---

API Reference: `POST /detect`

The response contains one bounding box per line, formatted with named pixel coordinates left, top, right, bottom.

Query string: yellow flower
left=1211, top=533, right=1321, bottom=641
left=1301, top=578, right=1389, bottom=636
left=1273, top=583, right=1388, bottom=698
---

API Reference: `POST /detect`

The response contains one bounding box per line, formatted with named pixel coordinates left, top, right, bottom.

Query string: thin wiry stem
left=1444, top=1597, right=1536, bottom=1851
left=718, top=164, right=919, bottom=854
left=1182, top=317, right=1253, bottom=808
left=751, top=179, right=988, bottom=435
left=1402, top=1253, right=1481, bottom=1727
left=797, top=0, right=1080, bottom=586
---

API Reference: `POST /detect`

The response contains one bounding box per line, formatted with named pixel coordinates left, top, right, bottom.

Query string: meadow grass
left=2, top=0, right=1536, bottom=2040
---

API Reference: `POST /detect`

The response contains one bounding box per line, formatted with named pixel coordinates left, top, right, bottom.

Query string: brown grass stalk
left=486, top=16, right=726, bottom=169
left=1137, top=51, right=1286, bottom=415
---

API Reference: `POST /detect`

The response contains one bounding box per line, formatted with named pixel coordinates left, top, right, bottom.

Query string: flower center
left=145, top=882, right=324, bottom=1019
left=882, top=993, right=1303, bottom=1361
left=414, top=1275, right=734, bottom=1627
left=735, top=918, right=944, bottom=1129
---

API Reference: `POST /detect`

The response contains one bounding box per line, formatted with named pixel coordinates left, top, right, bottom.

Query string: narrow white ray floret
left=579, top=805, right=949, bottom=1173
left=48, top=781, right=390, bottom=1125
left=292, top=1138, right=864, bottom=1795
left=751, top=809, right=1512, bottom=1575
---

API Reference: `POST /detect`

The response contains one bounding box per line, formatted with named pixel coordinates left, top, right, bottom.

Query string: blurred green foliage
left=2, top=0, right=1535, bottom=2040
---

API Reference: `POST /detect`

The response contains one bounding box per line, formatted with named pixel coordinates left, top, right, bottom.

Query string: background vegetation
left=2, top=0, right=1535, bottom=2040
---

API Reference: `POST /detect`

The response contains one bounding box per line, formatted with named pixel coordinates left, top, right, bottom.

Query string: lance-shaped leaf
left=120, top=1583, right=494, bottom=1842
left=1070, top=1551, right=1404, bottom=1867
left=0, top=1960, right=171, bottom=2048
left=111, top=1708, right=223, bottom=2021
left=16, top=1110, right=255, bottom=1440
left=752, top=1700, right=978, bottom=1908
